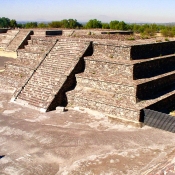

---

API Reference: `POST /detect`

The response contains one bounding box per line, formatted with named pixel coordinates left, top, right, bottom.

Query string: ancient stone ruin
left=0, top=29, right=175, bottom=132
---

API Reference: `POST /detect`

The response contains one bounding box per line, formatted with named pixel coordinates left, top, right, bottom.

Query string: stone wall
left=137, top=72, right=175, bottom=100
left=82, top=58, right=133, bottom=82
left=131, top=41, right=175, bottom=60
left=75, top=77, right=136, bottom=95
left=93, top=42, right=131, bottom=60
left=0, top=29, right=8, bottom=33
left=17, top=51, right=45, bottom=69
left=133, top=55, right=175, bottom=79
left=68, top=96, right=140, bottom=122
left=146, top=93, right=175, bottom=113
left=0, top=32, right=57, bottom=90
left=6, top=30, right=33, bottom=51
left=46, top=30, right=62, bottom=36
left=0, top=30, right=19, bottom=49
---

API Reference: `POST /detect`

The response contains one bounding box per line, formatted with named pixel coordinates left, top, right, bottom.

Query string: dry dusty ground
left=0, top=88, right=175, bottom=175
left=0, top=56, right=16, bottom=71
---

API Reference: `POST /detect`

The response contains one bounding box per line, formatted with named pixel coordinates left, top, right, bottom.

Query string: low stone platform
left=0, top=29, right=175, bottom=132
left=101, top=30, right=133, bottom=35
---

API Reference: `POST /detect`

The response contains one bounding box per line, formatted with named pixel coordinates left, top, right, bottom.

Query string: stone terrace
left=1, top=29, right=175, bottom=127
left=67, top=40, right=175, bottom=125
left=0, top=30, right=19, bottom=49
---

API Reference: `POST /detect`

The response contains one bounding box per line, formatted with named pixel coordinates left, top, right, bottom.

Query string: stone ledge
left=0, top=50, right=17, bottom=58
left=108, top=115, right=143, bottom=128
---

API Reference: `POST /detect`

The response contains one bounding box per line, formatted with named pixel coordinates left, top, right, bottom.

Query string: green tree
left=117, top=21, right=128, bottom=30
left=61, top=19, right=69, bottom=28
left=48, top=21, right=62, bottom=28
left=143, top=28, right=156, bottom=36
left=85, top=19, right=102, bottom=29
left=131, top=24, right=141, bottom=33
left=102, top=23, right=110, bottom=29
left=38, top=22, right=48, bottom=28
left=10, top=19, right=17, bottom=28
left=138, top=24, right=149, bottom=33
left=172, top=26, right=175, bottom=35
left=16, top=23, right=23, bottom=28
left=24, top=22, right=38, bottom=28
left=67, top=19, right=82, bottom=28
left=0, top=17, right=10, bottom=28
left=161, top=28, right=174, bottom=37
left=48, top=19, right=82, bottom=29
left=150, top=24, right=159, bottom=32
left=109, top=20, right=119, bottom=29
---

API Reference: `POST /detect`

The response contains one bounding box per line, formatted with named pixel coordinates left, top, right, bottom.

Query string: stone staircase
left=12, top=39, right=91, bottom=112
left=67, top=40, right=175, bottom=127
left=5, top=30, right=33, bottom=52
left=0, top=36, right=57, bottom=89
left=2, top=33, right=175, bottom=130
left=0, top=30, right=19, bottom=49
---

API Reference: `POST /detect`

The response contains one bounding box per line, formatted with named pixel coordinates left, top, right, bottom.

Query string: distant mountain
left=17, top=21, right=51, bottom=24
left=17, top=21, right=175, bottom=26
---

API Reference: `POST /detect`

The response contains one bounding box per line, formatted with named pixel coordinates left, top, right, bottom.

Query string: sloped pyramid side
left=13, top=39, right=91, bottom=112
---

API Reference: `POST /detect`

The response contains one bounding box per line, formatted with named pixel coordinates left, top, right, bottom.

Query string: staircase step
left=18, top=95, right=45, bottom=108
left=12, top=40, right=91, bottom=111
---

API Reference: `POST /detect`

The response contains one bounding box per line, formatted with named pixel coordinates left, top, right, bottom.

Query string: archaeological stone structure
left=0, top=29, right=175, bottom=132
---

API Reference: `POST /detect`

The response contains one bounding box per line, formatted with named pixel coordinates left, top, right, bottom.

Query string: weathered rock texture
left=0, top=29, right=34, bottom=51
left=5, top=30, right=33, bottom=52
left=1, top=29, right=175, bottom=126
left=67, top=41, right=175, bottom=125
left=0, top=32, right=57, bottom=88
left=0, top=30, right=19, bottom=49
left=12, top=38, right=91, bottom=112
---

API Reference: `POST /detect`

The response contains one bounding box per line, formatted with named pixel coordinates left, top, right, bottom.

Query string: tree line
left=0, top=17, right=18, bottom=28
left=1, top=17, right=175, bottom=37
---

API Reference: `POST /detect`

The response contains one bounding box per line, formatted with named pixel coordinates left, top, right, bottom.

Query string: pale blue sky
left=0, top=0, right=175, bottom=23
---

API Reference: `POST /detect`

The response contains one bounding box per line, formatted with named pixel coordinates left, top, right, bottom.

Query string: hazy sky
left=1, top=0, right=175, bottom=23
